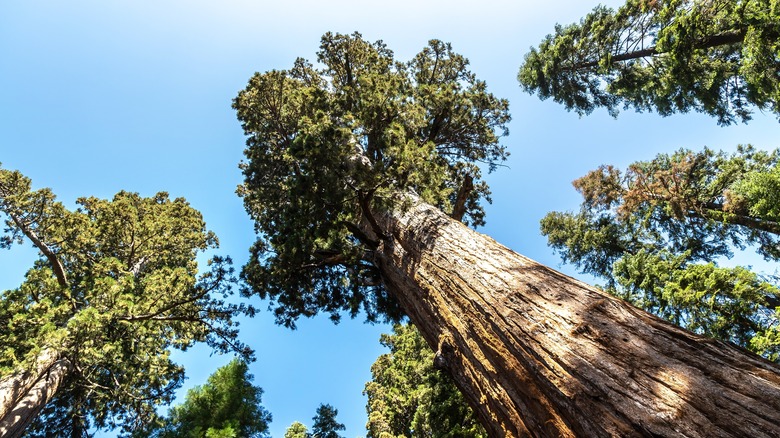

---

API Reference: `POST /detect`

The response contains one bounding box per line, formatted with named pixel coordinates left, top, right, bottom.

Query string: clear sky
left=1, top=1, right=778, bottom=436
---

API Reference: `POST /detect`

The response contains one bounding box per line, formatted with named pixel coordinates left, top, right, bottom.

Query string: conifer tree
left=519, top=0, right=780, bottom=125
left=149, top=358, right=271, bottom=438
left=365, top=323, right=485, bottom=438
left=0, top=166, right=250, bottom=437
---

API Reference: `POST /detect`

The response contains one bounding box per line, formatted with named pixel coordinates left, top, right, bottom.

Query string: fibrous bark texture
left=373, top=197, right=780, bottom=437
left=0, top=348, right=71, bottom=438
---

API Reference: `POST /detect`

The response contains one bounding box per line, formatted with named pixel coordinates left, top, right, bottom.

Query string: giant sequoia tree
left=518, top=0, right=780, bottom=125
left=0, top=167, right=250, bottom=437
left=235, top=32, right=780, bottom=436
left=541, top=146, right=780, bottom=360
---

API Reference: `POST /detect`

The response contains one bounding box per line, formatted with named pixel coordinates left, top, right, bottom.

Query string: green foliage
left=540, top=146, right=780, bottom=360
left=234, top=32, right=510, bottom=327
left=0, top=166, right=251, bottom=436
left=364, top=324, right=485, bottom=438
left=518, top=0, right=780, bottom=125
left=311, top=404, right=345, bottom=438
left=284, top=421, right=309, bottom=438
left=148, top=358, right=272, bottom=438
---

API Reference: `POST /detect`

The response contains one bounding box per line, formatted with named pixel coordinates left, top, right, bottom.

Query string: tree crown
left=148, top=358, right=272, bottom=438
left=519, top=0, right=780, bottom=125
left=234, top=32, right=510, bottom=327
left=0, top=166, right=250, bottom=435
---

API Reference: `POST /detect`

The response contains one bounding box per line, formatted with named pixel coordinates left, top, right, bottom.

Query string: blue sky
left=1, top=1, right=778, bottom=436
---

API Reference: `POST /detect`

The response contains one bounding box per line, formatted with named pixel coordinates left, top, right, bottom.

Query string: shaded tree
left=541, top=145, right=780, bottom=360
left=149, top=358, right=271, bottom=438
left=0, top=166, right=251, bottom=437
left=518, top=0, right=780, bottom=125
left=311, top=404, right=345, bottom=438
left=364, top=323, right=485, bottom=438
left=235, top=32, right=780, bottom=436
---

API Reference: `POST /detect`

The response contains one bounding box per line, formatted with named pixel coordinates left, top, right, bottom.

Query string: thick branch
left=340, top=221, right=379, bottom=249
left=451, top=174, right=474, bottom=222
left=9, top=214, right=68, bottom=289
left=114, top=271, right=224, bottom=322
left=566, top=29, right=746, bottom=71
left=700, top=201, right=780, bottom=236
left=359, top=191, right=388, bottom=241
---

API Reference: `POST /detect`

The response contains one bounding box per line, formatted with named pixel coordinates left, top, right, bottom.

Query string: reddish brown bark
left=0, top=348, right=71, bottom=438
left=373, top=196, right=780, bottom=437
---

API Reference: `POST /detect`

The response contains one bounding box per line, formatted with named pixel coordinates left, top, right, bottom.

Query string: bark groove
left=374, top=196, right=780, bottom=437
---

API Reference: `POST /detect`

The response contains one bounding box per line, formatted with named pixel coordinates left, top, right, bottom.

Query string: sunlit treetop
left=0, top=166, right=250, bottom=436
left=519, top=0, right=780, bottom=125
left=233, top=32, right=510, bottom=327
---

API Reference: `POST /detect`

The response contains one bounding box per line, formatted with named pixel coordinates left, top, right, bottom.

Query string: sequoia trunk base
left=0, top=348, right=71, bottom=437
left=373, top=197, right=780, bottom=437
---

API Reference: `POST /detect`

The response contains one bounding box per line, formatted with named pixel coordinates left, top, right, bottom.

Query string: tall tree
left=364, top=323, right=485, bottom=438
left=148, top=358, right=271, bottom=438
left=541, top=145, right=780, bottom=360
left=0, top=167, right=250, bottom=437
left=284, top=421, right=308, bottom=438
left=311, top=404, right=345, bottom=438
left=518, top=0, right=780, bottom=125
left=235, top=32, right=780, bottom=436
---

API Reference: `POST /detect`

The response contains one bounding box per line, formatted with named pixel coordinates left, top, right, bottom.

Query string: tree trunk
left=0, top=348, right=71, bottom=437
left=372, top=196, right=780, bottom=437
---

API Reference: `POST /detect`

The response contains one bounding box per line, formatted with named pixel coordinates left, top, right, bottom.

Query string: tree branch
left=114, top=269, right=226, bottom=322
left=451, top=174, right=474, bottom=222
left=565, top=29, right=746, bottom=71
left=359, top=190, right=388, bottom=241
left=9, top=214, right=69, bottom=289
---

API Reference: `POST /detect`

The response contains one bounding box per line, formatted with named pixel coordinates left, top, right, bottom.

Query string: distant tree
left=541, top=145, right=780, bottom=360
left=150, top=358, right=271, bottom=438
left=284, top=421, right=308, bottom=438
left=235, top=32, right=780, bottom=436
left=518, top=0, right=780, bottom=125
left=0, top=166, right=250, bottom=437
left=311, top=404, right=345, bottom=438
left=364, top=323, right=485, bottom=438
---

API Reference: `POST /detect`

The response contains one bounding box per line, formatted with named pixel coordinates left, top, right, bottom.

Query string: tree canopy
left=310, top=404, right=345, bottom=438
left=147, top=358, right=272, bottom=438
left=0, top=166, right=250, bottom=436
left=518, top=0, right=780, bottom=125
left=540, top=146, right=780, bottom=360
left=234, top=32, right=510, bottom=327
left=364, top=323, right=485, bottom=438
left=283, top=421, right=309, bottom=438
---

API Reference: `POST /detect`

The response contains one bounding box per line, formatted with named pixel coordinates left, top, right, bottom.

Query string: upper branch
left=565, top=29, right=746, bottom=71
left=7, top=211, right=69, bottom=289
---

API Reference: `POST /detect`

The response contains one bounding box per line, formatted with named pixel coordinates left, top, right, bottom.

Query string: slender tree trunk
left=372, top=196, right=780, bottom=437
left=0, top=348, right=71, bottom=437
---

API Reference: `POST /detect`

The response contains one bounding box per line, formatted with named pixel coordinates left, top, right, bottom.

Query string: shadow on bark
left=375, top=196, right=780, bottom=437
